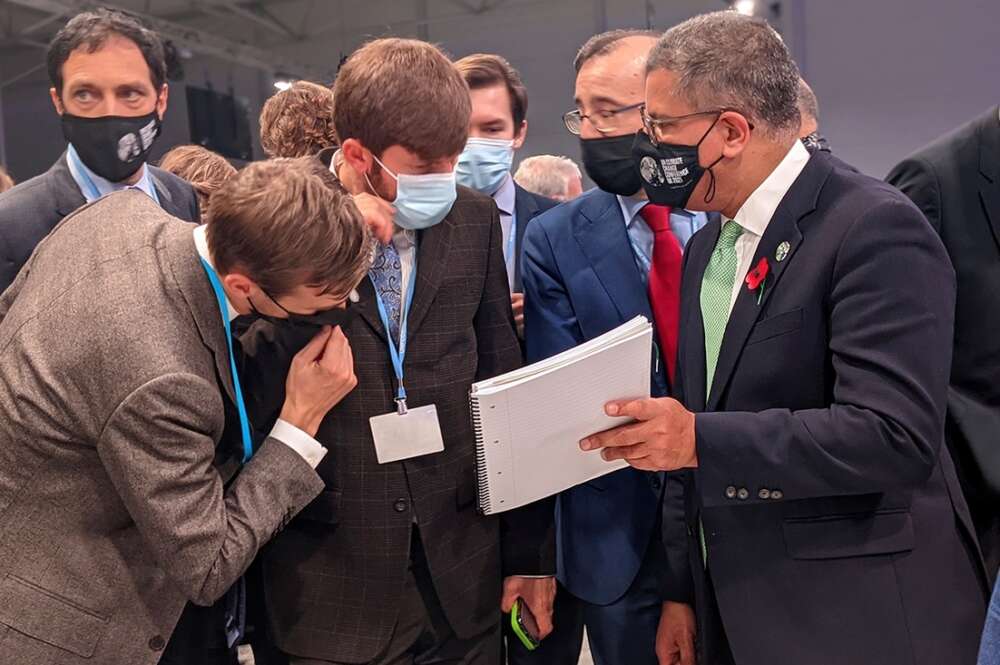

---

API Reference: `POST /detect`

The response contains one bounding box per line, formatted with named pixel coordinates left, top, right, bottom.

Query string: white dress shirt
left=193, top=225, right=328, bottom=469
left=724, top=140, right=811, bottom=313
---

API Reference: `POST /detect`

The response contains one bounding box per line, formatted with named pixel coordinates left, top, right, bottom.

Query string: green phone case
left=510, top=599, right=540, bottom=651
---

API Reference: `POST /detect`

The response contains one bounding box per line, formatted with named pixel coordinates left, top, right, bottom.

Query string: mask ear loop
left=696, top=113, right=726, bottom=205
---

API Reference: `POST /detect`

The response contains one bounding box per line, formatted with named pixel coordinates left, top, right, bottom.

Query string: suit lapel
left=354, top=275, right=388, bottom=343
left=163, top=228, right=238, bottom=406
left=406, top=215, right=455, bottom=338
left=149, top=169, right=182, bottom=219
left=978, top=107, right=1000, bottom=254
left=513, top=184, right=540, bottom=288
left=50, top=153, right=87, bottom=217
left=573, top=191, right=651, bottom=322
left=680, top=222, right=718, bottom=413
left=706, top=154, right=832, bottom=411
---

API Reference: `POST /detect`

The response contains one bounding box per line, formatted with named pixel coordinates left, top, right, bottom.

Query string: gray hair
left=574, top=29, right=661, bottom=72
left=797, top=78, right=819, bottom=124
left=514, top=155, right=582, bottom=200
left=647, top=11, right=801, bottom=137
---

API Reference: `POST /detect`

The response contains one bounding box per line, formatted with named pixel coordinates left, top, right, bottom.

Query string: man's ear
left=718, top=111, right=753, bottom=159
left=156, top=83, right=169, bottom=120
left=512, top=120, right=527, bottom=150
left=50, top=87, right=64, bottom=115
left=341, top=138, right=374, bottom=177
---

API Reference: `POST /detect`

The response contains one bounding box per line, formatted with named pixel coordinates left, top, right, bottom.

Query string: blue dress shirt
left=617, top=193, right=707, bottom=283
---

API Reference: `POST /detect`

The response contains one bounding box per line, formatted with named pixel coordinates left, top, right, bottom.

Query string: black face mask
left=249, top=291, right=358, bottom=332
left=579, top=133, right=643, bottom=196
left=61, top=110, right=161, bottom=182
left=632, top=117, right=724, bottom=209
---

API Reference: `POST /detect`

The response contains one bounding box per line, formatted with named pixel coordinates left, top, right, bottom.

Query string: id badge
left=370, top=404, right=445, bottom=464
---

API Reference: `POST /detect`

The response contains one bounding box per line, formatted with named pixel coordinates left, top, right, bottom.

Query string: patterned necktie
left=370, top=240, right=403, bottom=344
left=700, top=220, right=744, bottom=399
left=640, top=204, right=683, bottom=384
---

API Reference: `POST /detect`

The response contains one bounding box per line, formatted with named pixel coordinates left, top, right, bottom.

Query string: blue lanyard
left=198, top=258, right=254, bottom=463
left=66, top=144, right=160, bottom=206
left=372, top=265, right=418, bottom=415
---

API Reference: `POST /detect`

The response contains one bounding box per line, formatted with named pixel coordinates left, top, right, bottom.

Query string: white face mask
left=455, top=137, right=514, bottom=194
left=368, top=154, right=457, bottom=230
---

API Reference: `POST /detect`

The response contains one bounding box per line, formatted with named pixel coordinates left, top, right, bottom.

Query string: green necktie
left=700, top=220, right=744, bottom=399
left=697, top=220, right=743, bottom=564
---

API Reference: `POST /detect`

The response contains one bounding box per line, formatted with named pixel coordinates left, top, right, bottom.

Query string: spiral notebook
left=471, top=316, right=653, bottom=515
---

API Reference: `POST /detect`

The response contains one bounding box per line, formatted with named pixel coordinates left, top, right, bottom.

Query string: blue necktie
left=370, top=240, right=403, bottom=344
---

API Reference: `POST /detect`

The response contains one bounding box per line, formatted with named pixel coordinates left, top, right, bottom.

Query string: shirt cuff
left=269, top=419, right=327, bottom=469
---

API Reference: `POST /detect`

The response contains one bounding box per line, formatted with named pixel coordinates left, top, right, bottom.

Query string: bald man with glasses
left=517, top=29, right=713, bottom=665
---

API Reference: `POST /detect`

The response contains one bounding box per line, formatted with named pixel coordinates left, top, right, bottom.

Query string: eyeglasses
left=563, top=102, right=644, bottom=136
left=640, top=105, right=751, bottom=146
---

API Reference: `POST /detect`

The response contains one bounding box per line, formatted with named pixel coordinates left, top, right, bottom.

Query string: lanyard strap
left=372, top=265, right=418, bottom=414
left=198, top=257, right=254, bottom=462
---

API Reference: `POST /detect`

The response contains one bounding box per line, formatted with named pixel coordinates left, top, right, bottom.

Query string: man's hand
left=501, top=576, right=556, bottom=640
left=279, top=326, right=357, bottom=437
left=656, top=601, right=696, bottom=665
left=351, top=192, right=395, bottom=244
left=511, top=293, right=525, bottom=339
left=580, top=398, right=697, bottom=471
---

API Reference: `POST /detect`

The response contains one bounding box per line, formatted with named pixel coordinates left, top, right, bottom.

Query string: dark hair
left=574, top=29, right=661, bottom=72
left=454, top=53, right=528, bottom=128
left=47, top=8, right=166, bottom=95
left=334, top=38, right=471, bottom=160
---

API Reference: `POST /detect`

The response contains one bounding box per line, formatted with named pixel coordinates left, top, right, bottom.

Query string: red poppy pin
left=745, top=257, right=770, bottom=305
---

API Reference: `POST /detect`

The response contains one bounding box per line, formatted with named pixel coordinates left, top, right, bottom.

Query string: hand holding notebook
left=470, top=317, right=653, bottom=514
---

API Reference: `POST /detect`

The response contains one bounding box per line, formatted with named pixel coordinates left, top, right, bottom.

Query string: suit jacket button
left=771, top=490, right=784, bottom=500
left=758, top=488, right=771, bottom=500
left=737, top=488, right=749, bottom=501
left=149, top=635, right=166, bottom=651
left=725, top=486, right=737, bottom=499
left=394, top=498, right=409, bottom=513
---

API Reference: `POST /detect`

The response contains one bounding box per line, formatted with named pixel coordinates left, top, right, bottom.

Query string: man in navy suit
left=519, top=30, right=708, bottom=665
left=454, top=54, right=558, bottom=338
left=584, top=12, right=988, bottom=665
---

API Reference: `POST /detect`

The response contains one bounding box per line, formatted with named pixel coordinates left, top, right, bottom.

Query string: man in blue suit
left=585, top=12, right=988, bottom=665
left=519, top=30, right=709, bottom=665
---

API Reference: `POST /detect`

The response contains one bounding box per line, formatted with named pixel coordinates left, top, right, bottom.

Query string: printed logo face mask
left=579, top=133, right=643, bottom=196
left=249, top=290, right=357, bottom=332
left=367, top=154, right=457, bottom=230
left=632, top=115, right=725, bottom=208
left=61, top=110, right=161, bottom=182
left=456, top=137, right=514, bottom=194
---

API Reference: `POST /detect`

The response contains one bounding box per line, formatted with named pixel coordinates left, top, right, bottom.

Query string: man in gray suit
left=0, top=7, right=200, bottom=294
left=0, top=156, right=371, bottom=665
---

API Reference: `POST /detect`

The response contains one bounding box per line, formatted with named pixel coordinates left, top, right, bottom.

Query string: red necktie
left=640, top=204, right=683, bottom=384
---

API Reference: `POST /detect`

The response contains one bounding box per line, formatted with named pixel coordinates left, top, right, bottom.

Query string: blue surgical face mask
left=367, top=154, right=457, bottom=230
left=455, top=137, right=514, bottom=194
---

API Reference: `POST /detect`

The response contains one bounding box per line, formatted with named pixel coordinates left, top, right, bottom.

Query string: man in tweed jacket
left=0, top=157, right=370, bottom=665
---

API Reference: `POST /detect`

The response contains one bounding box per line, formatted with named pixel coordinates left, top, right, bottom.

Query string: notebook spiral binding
left=470, top=394, right=492, bottom=515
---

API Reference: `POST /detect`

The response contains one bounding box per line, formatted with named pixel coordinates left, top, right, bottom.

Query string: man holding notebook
left=241, top=39, right=555, bottom=665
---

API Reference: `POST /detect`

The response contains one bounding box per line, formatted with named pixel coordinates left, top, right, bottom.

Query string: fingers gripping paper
left=471, top=317, right=653, bottom=514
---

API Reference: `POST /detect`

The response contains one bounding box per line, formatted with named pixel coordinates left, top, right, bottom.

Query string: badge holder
left=368, top=270, right=445, bottom=464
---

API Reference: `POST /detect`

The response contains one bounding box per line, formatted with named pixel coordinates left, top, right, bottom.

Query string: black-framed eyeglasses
left=640, top=105, right=752, bottom=146
left=563, top=101, right=644, bottom=136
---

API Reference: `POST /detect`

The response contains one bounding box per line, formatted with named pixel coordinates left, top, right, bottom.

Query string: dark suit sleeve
left=695, top=198, right=955, bottom=508
left=521, top=216, right=586, bottom=363
left=475, top=204, right=557, bottom=575
left=886, top=157, right=943, bottom=234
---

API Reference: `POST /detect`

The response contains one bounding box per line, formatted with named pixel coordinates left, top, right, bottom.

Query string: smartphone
left=510, top=598, right=541, bottom=651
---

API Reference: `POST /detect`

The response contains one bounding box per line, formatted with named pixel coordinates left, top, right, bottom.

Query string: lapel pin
left=775, top=241, right=791, bottom=263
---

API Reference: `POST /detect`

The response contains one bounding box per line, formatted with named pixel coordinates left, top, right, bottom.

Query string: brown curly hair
left=158, top=145, right=237, bottom=221
left=259, top=81, right=339, bottom=158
